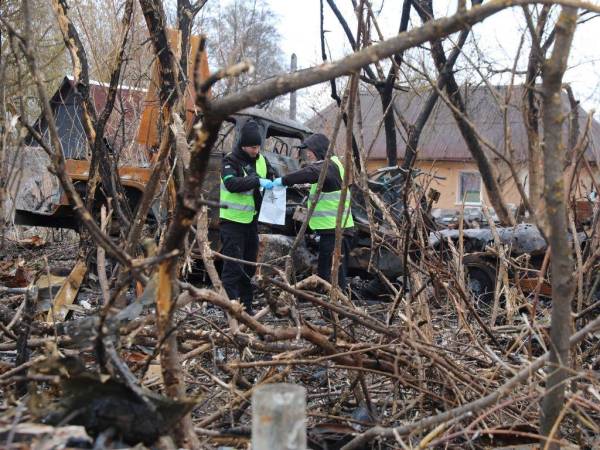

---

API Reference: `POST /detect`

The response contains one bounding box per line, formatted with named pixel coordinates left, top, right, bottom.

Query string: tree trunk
left=522, top=5, right=552, bottom=227
left=139, top=1, right=199, bottom=447
left=379, top=0, right=412, bottom=167
left=379, top=83, right=398, bottom=167
left=539, top=6, right=578, bottom=449
left=156, top=261, right=200, bottom=448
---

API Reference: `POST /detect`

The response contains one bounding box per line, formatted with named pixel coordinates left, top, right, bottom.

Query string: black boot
left=243, top=300, right=255, bottom=316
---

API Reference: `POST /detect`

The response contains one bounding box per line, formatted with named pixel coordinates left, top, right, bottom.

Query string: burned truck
left=20, top=80, right=580, bottom=311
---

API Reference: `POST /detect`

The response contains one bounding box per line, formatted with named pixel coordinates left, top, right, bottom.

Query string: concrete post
left=289, top=54, right=297, bottom=121
left=252, top=383, right=306, bottom=450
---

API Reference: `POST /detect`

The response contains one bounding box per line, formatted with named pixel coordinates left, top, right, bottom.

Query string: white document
left=259, top=186, right=287, bottom=225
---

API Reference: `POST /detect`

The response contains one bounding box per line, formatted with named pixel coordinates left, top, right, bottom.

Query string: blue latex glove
left=272, top=178, right=284, bottom=188
left=259, top=178, right=274, bottom=189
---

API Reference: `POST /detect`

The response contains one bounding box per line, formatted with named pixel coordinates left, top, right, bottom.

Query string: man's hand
left=272, top=178, right=284, bottom=187
left=259, top=178, right=274, bottom=189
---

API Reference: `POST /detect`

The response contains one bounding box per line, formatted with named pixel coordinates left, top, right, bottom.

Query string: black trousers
left=220, top=220, right=259, bottom=307
left=317, top=232, right=350, bottom=289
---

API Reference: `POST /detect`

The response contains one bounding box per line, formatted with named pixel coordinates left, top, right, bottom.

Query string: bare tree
left=1, top=0, right=66, bottom=119
left=202, top=0, right=285, bottom=97
left=539, top=6, right=578, bottom=448
left=177, top=0, right=207, bottom=91
left=322, top=0, right=411, bottom=167
left=522, top=6, right=554, bottom=221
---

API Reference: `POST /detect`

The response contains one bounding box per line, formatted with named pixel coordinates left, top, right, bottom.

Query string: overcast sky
left=258, top=1, right=600, bottom=118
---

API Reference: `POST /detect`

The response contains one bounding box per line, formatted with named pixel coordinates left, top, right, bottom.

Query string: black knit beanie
left=239, top=120, right=262, bottom=147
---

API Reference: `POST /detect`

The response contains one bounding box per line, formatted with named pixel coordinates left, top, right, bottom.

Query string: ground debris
left=1, top=222, right=599, bottom=449
left=0, top=423, right=92, bottom=449
left=0, top=259, right=32, bottom=288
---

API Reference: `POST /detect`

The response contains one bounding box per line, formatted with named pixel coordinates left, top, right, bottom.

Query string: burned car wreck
left=430, top=222, right=598, bottom=315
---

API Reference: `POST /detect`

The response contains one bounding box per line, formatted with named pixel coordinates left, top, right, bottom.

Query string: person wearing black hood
left=220, top=120, right=275, bottom=314
left=272, top=133, right=354, bottom=289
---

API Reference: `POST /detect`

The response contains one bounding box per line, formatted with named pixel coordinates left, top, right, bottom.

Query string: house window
left=458, top=172, right=482, bottom=204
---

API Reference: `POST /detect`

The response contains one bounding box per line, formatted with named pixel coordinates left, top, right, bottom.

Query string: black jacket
left=221, top=146, right=275, bottom=221
left=281, top=160, right=342, bottom=192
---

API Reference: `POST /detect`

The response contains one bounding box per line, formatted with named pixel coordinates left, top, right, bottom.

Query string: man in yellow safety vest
left=220, top=120, right=275, bottom=314
left=273, top=133, right=354, bottom=289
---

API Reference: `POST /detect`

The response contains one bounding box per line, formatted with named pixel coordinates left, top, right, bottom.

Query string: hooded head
left=299, top=133, right=329, bottom=161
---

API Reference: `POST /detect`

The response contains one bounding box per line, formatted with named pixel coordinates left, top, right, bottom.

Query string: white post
left=252, top=383, right=306, bottom=450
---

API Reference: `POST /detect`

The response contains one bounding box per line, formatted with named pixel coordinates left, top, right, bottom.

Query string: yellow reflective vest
left=308, top=156, right=354, bottom=230
left=219, top=154, right=267, bottom=223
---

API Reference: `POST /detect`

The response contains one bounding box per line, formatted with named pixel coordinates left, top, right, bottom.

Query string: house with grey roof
left=306, top=84, right=600, bottom=212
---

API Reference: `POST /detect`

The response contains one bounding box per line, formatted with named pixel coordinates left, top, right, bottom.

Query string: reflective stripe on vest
left=220, top=154, right=267, bottom=223
left=308, top=156, right=354, bottom=230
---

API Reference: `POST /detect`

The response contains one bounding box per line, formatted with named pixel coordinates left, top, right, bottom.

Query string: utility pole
left=289, top=53, right=297, bottom=121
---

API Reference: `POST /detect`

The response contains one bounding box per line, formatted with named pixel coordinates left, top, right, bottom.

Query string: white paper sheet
left=258, top=186, right=287, bottom=225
